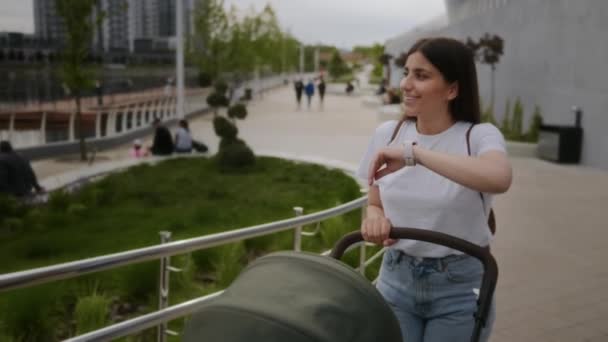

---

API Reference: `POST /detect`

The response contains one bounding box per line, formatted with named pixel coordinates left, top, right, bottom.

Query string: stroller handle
left=330, top=227, right=497, bottom=342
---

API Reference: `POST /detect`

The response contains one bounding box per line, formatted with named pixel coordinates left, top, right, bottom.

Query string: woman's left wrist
left=401, top=140, right=418, bottom=166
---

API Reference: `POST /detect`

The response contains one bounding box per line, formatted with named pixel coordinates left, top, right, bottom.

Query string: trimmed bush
left=213, top=80, right=228, bottom=95
left=217, top=141, right=256, bottom=172
left=206, top=92, right=229, bottom=109
left=219, top=137, right=245, bottom=150
left=227, top=103, right=248, bottom=120
left=213, top=116, right=238, bottom=140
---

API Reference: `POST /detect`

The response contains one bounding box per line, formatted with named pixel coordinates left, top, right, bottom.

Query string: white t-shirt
left=175, top=127, right=193, bottom=150
left=356, top=120, right=507, bottom=257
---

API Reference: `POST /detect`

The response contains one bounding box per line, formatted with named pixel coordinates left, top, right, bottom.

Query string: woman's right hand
left=361, top=217, right=396, bottom=246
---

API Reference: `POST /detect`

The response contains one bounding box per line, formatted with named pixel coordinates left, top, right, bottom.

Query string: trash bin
left=537, top=106, right=584, bottom=164
left=537, top=125, right=582, bottom=163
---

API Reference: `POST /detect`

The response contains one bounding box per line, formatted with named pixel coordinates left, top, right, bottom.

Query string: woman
left=175, top=119, right=193, bottom=153
left=357, top=37, right=512, bottom=342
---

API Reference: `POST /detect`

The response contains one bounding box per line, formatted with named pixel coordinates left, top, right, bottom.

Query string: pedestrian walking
left=317, top=76, right=326, bottom=110
left=294, top=79, right=304, bottom=110
left=305, top=79, right=315, bottom=110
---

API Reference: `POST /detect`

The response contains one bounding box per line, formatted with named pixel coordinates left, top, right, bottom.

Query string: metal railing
left=0, top=195, right=378, bottom=341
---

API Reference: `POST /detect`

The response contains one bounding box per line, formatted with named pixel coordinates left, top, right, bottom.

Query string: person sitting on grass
left=0, top=140, right=45, bottom=198
left=150, top=118, right=174, bottom=156
left=175, top=119, right=193, bottom=154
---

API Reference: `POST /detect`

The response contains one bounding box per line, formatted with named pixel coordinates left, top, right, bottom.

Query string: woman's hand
left=361, top=216, right=396, bottom=246
left=367, top=146, right=407, bottom=186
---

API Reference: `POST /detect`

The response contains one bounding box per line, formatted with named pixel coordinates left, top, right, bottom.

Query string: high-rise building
left=158, top=0, right=176, bottom=37
left=100, top=0, right=130, bottom=51
left=129, top=0, right=160, bottom=39
left=157, top=0, right=193, bottom=38
left=34, top=0, right=129, bottom=52
left=34, top=0, right=192, bottom=54
left=33, top=0, right=67, bottom=45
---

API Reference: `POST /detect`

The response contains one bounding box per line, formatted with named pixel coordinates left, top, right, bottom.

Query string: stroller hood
left=183, top=251, right=402, bottom=342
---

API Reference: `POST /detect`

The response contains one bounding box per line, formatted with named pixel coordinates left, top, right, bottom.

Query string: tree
left=206, top=81, right=229, bottom=117
left=56, top=0, right=104, bottom=161
left=191, top=2, right=300, bottom=98
left=328, top=50, right=349, bottom=79
left=191, top=0, right=230, bottom=81
left=466, top=34, right=504, bottom=114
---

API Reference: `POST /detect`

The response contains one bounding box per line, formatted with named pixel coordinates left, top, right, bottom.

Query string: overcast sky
left=0, top=0, right=445, bottom=49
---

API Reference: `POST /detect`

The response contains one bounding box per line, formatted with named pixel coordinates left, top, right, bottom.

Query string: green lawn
left=0, top=156, right=380, bottom=341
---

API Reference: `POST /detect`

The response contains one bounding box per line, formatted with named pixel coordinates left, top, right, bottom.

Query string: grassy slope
left=0, top=156, right=382, bottom=341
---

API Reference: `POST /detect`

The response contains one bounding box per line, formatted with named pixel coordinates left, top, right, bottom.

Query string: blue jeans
left=376, top=249, right=495, bottom=342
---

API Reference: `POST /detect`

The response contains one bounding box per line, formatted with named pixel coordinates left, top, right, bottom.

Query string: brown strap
left=388, top=119, right=406, bottom=145
left=466, top=124, right=496, bottom=235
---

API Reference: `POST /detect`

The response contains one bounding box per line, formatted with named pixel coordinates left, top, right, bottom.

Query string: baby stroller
left=183, top=228, right=498, bottom=342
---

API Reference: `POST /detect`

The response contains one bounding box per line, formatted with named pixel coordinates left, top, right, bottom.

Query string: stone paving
left=31, top=83, right=608, bottom=342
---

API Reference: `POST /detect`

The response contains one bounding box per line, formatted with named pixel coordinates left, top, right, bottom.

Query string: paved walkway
left=32, top=84, right=608, bottom=342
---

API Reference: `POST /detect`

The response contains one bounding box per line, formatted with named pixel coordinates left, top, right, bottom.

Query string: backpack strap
left=388, top=119, right=406, bottom=145
left=466, top=124, right=496, bottom=235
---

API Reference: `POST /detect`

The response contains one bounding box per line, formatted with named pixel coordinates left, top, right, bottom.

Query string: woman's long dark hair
left=405, top=37, right=481, bottom=124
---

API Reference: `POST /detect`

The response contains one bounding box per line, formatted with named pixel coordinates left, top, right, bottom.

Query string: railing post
left=95, top=110, right=101, bottom=138
left=40, top=111, right=47, bottom=144
left=157, top=231, right=172, bottom=342
left=68, top=110, right=75, bottom=142
left=8, top=112, right=15, bottom=141
left=293, top=206, right=303, bottom=252
left=359, top=188, right=368, bottom=275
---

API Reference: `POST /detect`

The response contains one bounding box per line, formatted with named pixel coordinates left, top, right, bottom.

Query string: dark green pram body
left=183, top=251, right=402, bottom=342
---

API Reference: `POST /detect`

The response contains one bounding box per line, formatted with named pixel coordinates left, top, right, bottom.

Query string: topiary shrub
left=206, top=92, right=229, bottom=115
left=217, top=141, right=255, bottom=172
left=219, top=137, right=246, bottom=150
left=211, top=88, right=255, bottom=170
left=227, top=103, right=248, bottom=121
left=213, top=116, right=238, bottom=141
left=213, top=80, right=228, bottom=95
